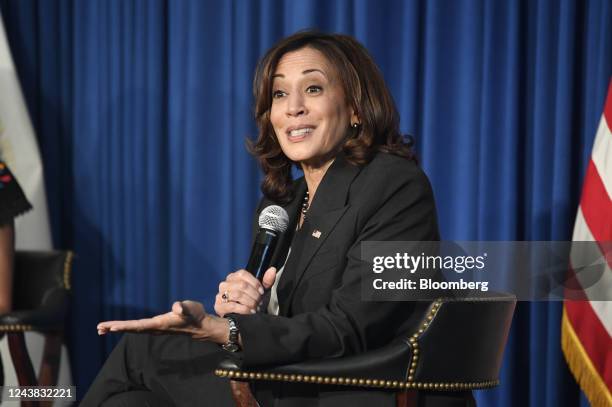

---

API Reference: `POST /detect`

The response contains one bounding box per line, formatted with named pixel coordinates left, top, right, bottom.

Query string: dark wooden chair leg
left=230, top=380, right=418, bottom=407
left=20, top=399, right=42, bottom=406
left=230, top=380, right=258, bottom=407
left=0, top=334, right=4, bottom=386
left=7, top=332, right=37, bottom=386
left=7, top=332, right=40, bottom=407
left=396, top=390, right=418, bottom=407
left=37, top=332, right=62, bottom=386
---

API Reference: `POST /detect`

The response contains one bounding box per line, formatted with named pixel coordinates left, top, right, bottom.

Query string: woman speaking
left=83, top=31, right=464, bottom=406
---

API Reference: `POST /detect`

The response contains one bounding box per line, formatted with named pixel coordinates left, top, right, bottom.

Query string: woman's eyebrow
left=272, top=68, right=327, bottom=79
left=302, top=68, right=327, bottom=78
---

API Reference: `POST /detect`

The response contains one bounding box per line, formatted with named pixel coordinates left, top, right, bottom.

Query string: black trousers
left=82, top=333, right=476, bottom=407
left=81, top=333, right=235, bottom=406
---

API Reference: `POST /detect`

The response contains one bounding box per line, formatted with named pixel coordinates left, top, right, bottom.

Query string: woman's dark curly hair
left=248, top=31, right=415, bottom=204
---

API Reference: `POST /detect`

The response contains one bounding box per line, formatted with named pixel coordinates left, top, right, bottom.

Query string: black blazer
left=231, top=152, right=441, bottom=406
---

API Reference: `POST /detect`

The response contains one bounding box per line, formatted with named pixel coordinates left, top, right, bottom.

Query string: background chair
left=0, top=250, right=73, bottom=406
left=217, top=292, right=516, bottom=407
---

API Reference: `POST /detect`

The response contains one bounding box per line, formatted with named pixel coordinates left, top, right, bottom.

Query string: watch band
left=222, top=316, right=241, bottom=352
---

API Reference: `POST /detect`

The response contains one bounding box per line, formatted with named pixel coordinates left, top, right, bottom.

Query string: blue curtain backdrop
left=1, top=0, right=610, bottom=405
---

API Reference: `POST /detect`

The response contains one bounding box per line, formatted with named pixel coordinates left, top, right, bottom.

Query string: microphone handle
left=245, top=229, right=278, bottom=281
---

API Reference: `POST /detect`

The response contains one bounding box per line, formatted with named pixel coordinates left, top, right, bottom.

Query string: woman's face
left=269, top=47, right=357, bottom=168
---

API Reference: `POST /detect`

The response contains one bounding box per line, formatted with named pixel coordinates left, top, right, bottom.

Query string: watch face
left=224, top=317, right=240, bottom=352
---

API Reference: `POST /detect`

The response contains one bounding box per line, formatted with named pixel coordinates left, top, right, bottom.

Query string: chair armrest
left=218, top=337, right=413, bottom=385
left=0, top=288, right=70, bottom=331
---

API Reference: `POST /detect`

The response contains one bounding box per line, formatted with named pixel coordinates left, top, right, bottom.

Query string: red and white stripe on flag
left=562, top=79, right=612, bottom=407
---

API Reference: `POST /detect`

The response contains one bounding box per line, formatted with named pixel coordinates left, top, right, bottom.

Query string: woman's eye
left=272, top=90, right=286, bottom=99
left=306, top=85, right=322, bottom=94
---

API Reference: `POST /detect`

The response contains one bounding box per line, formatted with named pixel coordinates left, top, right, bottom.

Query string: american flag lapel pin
left=312, top=230, right=322, bottom=239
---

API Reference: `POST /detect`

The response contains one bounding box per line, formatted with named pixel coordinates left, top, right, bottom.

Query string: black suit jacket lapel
left=271, top=180, right=306, bottom=269
left=277, top=154, right=362, bottom=316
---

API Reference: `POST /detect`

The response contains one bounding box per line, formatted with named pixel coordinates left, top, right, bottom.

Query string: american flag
left=562, top=79, right=612, bottom=407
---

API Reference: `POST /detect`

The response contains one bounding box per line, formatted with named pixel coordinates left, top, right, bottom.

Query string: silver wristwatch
left=222, top=316, right=241, bottom=352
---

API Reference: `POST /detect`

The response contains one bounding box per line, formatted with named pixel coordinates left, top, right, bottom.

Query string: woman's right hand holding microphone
left=214, top=267, right=277, bottom=316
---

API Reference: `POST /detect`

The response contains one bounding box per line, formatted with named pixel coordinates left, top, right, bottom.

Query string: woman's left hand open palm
left=97, top=300, right=209, bottom=339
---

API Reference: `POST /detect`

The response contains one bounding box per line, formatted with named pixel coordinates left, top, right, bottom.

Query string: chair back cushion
left=13, top=250, right=72, bottom=310
left=414, top=293, right=516, bottom=383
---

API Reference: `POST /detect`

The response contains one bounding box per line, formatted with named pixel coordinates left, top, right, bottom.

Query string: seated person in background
left=0, top=160, right=33, bottom=384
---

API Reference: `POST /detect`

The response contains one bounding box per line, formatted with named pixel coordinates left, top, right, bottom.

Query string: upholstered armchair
left=216, top=292, right=516, bottom=407
left=0, top=250, right=73, bottom=392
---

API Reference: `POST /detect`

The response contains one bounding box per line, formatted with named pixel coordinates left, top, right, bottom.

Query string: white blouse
left=267, top=247, right=291, bottom=316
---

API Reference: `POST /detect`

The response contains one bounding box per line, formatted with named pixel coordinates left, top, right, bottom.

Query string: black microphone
left=245, top=205, right=289, bottom=281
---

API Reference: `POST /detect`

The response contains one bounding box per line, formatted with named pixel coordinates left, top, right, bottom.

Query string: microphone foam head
left=259, top=205, right=289, bottom=233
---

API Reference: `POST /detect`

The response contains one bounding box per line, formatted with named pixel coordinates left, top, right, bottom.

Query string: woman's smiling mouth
left=287, top=126, right=316, bottom=141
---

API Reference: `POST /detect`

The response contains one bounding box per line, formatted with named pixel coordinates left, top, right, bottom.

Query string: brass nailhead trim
left=64, top=251, right=74, bottom=290
left=214, top=369, right=499, bottom=391
left=0, top=324, right=34, bottom=332
left=406, top=300, right=443, bottom=384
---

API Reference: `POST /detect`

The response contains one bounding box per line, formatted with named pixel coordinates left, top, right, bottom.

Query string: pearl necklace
left=301, top=191, right=310, bottom=219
